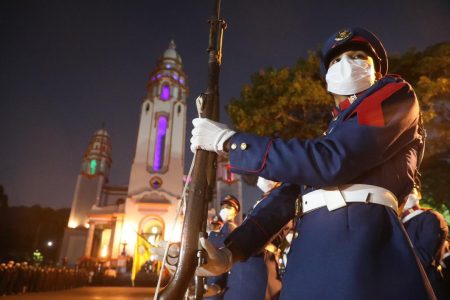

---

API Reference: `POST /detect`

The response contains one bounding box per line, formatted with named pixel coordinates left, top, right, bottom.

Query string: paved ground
left=4, top=287, right=157, bottom=299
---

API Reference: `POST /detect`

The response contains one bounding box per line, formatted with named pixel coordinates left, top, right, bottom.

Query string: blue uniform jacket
left=224, top=194, right=284, bottom=300
left=224, top=76, right=435, bottom=300
left=205, top=222, right=236, bottom=300
left=404, top=210, right=449, bottom=299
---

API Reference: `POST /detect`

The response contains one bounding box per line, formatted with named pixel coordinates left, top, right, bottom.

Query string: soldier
left=400, top=188, right=449, bottom=299
left=224, top=177, right=284, bottom=300
left=204, top=216, right=226, bottom=299
left=204, top=195, right=240, bottom=299
left=218, top=195, right=240, bottom=234
left=191, top=27, right=435, bottom=299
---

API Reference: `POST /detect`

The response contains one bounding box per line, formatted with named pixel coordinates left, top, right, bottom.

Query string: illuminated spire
left=81, top=127, right=112, bottom=179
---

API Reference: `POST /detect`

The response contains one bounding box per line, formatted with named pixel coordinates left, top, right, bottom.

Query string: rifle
left=158, top=0, right=226, bottom=299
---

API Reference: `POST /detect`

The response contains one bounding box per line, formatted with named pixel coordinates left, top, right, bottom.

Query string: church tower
left=128, top=40, right=187, bottom=195
left=60, top=128, right=114, bottom=265
left=122, top=41, right=188, bottom=252
left=60, top=41, right=189, bottom=270
left=68, top=128, right=112, bottom=229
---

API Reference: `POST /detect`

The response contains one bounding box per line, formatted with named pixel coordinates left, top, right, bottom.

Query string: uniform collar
left=332, top=94, right=358, bottom=118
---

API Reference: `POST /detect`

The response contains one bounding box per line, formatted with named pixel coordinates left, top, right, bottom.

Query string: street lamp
left=45, top=240, right=55, bottom=265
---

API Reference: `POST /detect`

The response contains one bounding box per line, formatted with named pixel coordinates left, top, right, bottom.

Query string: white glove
left=195, top=237, right=233, bottom=277
left=152, top=241, right=180, bottom=267
left=190, top=118, right=236, bottom=155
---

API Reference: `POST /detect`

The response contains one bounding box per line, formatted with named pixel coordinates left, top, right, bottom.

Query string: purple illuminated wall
left=161, top=84, right=170, bottom=101
left=153, top=115, right=168, bottom=171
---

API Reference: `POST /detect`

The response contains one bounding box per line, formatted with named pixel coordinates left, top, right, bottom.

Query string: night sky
left=1, top=0, right=449, bottom=209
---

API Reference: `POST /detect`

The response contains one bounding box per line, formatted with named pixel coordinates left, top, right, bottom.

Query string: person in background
left=400, top=187, right=449, bottom=299
left=224, top=177, right=286, bottom=300
left=152, top=195, right=241, bottom=299
left=204, top=195, right=240, bottom=299
left=192, top=27, right=435, bottom=299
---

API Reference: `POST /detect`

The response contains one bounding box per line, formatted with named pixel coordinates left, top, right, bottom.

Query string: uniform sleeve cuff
left=228, top=133, right=272, bottom=174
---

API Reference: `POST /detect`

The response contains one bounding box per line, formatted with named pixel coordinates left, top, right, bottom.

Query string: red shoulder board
left=346, top=82, right=406, bottom=126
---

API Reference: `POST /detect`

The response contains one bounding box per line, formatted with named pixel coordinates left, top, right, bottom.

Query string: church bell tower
left=123, top=41, right=188, bottom=251
left=128, top=40, right=188, bottom=198
left=68, top=128, right=112, bottom=229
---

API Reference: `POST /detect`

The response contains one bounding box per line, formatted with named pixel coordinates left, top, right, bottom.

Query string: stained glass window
left=160, top=84, right=170, bottom=101
left=153, top=116, right=168, bottom=171
left=89, top=160, right=97, bottom=175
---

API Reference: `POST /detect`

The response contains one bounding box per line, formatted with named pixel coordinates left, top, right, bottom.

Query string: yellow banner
left=131, top=233, right=151, bottom=285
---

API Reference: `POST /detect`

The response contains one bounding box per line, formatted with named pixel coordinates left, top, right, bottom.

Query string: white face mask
left=257, top=177, right=277, bottom=193
left=326, top=55, right=376, bottom=95
left=219, top=208, right=236, bottom=222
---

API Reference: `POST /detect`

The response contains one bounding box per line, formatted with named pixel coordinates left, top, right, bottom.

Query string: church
left=58, top=41, right=243, bottom=273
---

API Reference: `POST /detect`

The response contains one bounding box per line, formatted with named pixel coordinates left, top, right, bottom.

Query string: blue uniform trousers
left=224, top=254, right=268, bottom=300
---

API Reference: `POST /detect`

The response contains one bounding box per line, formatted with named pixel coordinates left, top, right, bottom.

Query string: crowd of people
left=0, top=261, right=88, bottom=296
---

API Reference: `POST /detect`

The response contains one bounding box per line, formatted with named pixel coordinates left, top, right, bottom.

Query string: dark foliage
left=0, top=206, right=70, bottom=264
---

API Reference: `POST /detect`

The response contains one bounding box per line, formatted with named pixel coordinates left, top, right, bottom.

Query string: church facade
left=59, top=41, right=243, bottom=270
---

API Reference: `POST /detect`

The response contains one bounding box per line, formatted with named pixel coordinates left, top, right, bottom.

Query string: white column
left=84, top=222, right=95, bottom=257
left=112, top=216, right=123, bottom=258
left=108, top=217, right=116, bottom=259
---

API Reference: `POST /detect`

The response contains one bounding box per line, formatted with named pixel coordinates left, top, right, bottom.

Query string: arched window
left=142, top=219, right=164, bottom=246
left=153, top=116, right=168, bottom=171
left=160, top=84, right=170, bottom=101
left=89, top=160, right=97, bottom=175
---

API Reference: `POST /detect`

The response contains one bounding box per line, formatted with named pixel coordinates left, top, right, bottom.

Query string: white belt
left=402, top=209, right=425, bottom=223
left=302, top=184, right=398, bottom=214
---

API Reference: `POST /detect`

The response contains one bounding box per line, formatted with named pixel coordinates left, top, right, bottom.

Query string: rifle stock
left=158, top=1, right=225, bottom=299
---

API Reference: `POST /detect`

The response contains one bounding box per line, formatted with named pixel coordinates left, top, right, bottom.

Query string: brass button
left=230, top=143, right=237, bottom=150
left=240, top=143, right=247, bottom=150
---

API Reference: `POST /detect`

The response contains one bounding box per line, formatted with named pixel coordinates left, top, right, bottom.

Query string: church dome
left=163, top=40, right=182, bottom=63
left=147, top=40, right=189, bottom=99
left=94, top=129, right=110, bottom=137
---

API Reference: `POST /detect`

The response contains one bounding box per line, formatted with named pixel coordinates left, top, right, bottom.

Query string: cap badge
left=335, top=30, right=351, bottom=41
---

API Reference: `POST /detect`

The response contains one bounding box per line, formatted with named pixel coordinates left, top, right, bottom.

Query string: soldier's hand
left=190, top=116, right=236, bottom=155
left=152, top=241, right=180, bottom=267
left=195, top=237, right=233, bottom=276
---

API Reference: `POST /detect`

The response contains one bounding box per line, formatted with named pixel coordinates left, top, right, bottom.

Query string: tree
left=0, top=185, right=8, bottom=208
left=227, top=52, right=332, bottom=140
left=389, top=42, right=450, bottom=158
left=0, top=205, right=70, bottom=263
left=421, top=152, right=450, bottom=222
